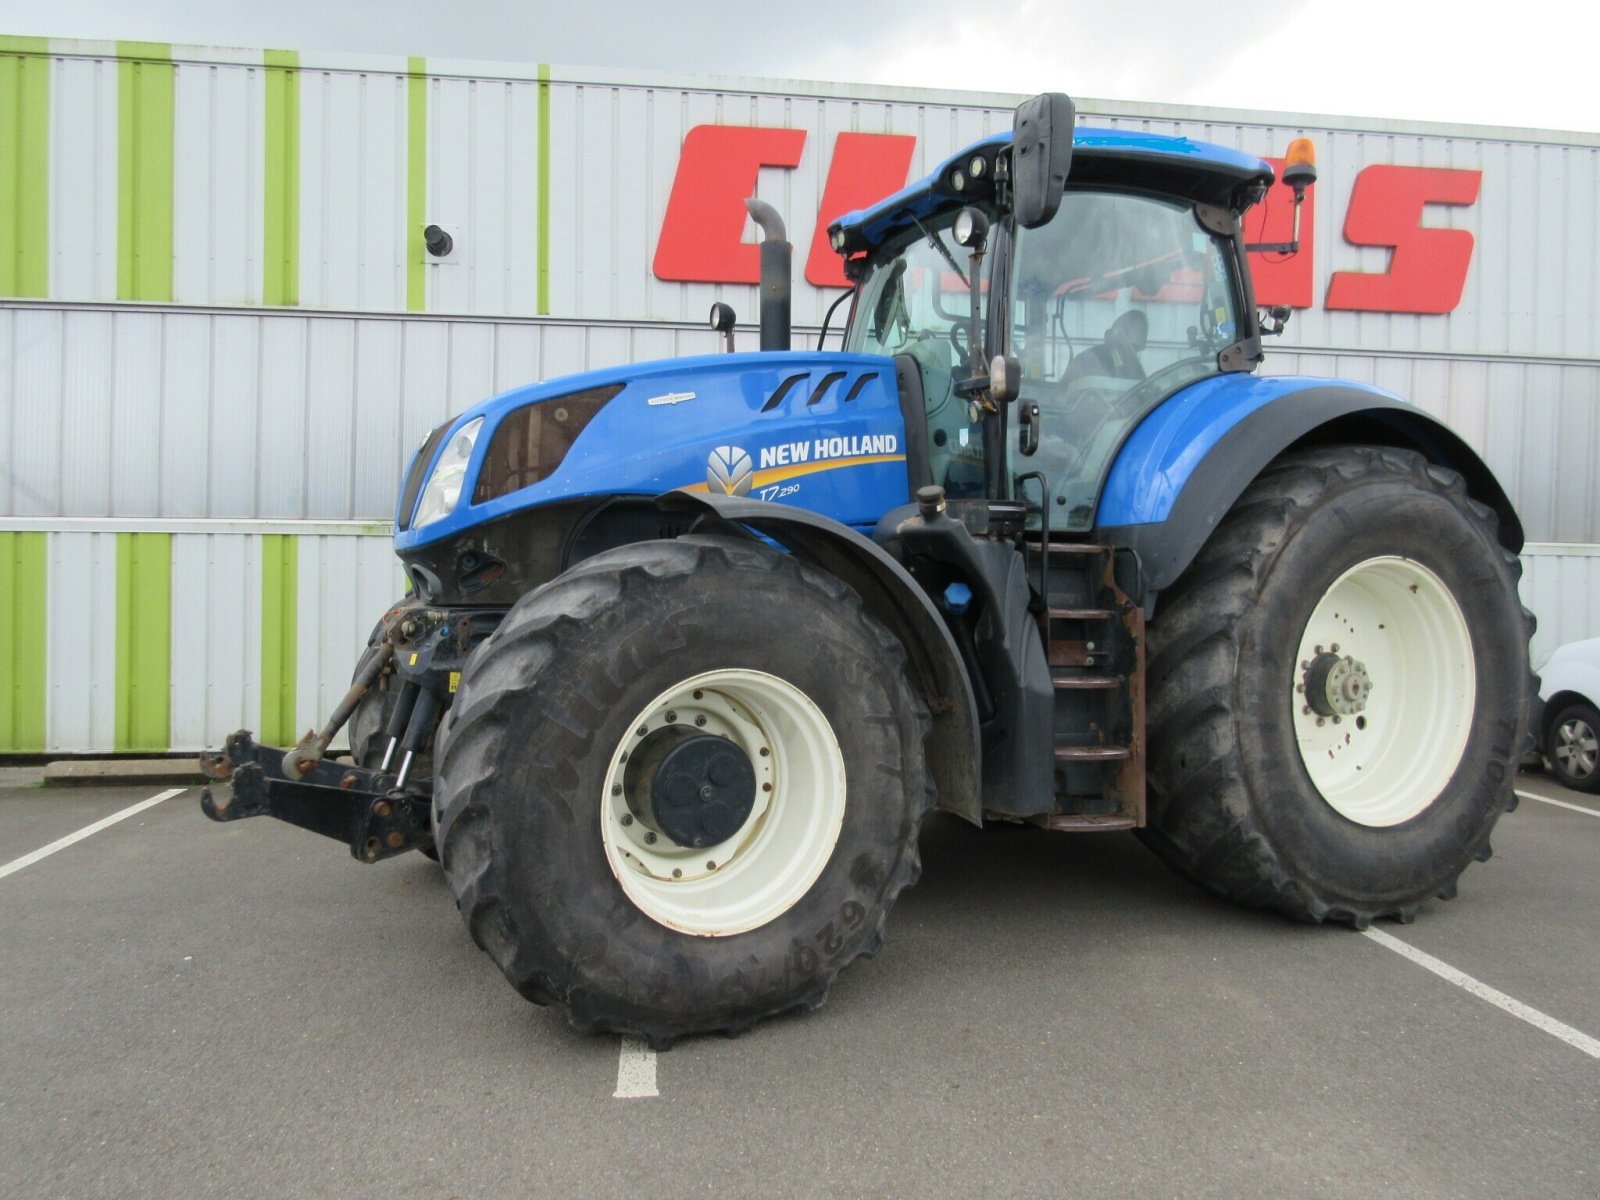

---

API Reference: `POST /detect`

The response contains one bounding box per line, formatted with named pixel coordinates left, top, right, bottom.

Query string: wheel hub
left=626, top=727, right=757, bottom=848
left=1303, top=651, right=1373, bottom=718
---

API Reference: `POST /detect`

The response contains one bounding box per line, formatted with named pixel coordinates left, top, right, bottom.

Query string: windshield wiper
left=909, top=214, right=968, bottom=286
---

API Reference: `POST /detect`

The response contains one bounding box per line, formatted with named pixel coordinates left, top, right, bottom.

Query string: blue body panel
left=394, top=352, right=911, bottom=551
left=1097, top=373, right=1400, bottom=527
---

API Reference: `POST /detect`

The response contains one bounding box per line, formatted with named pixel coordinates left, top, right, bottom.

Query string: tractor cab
left=833, top=119, right=1275, bottom=530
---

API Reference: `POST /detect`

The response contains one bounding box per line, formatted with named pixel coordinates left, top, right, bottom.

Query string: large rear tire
left=433, top=535, right=932, bottom=1046
left=1141, top=446, right=1533, bottom=925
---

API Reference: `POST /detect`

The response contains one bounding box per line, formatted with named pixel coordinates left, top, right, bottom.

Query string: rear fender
left=1096, top=376, right=1522, bottom=609
left=658, top=491, right=982, bottom=824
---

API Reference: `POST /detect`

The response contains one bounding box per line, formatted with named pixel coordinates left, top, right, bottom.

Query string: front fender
left=658, top=491, right=982, bottom=824
left=1096, top=374, right=1522, bottom=605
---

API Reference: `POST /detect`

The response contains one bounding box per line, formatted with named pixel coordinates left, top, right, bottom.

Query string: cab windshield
left=1009, top=190, right=1245, bottom=528
left=845, top=208, right=992, bottom=497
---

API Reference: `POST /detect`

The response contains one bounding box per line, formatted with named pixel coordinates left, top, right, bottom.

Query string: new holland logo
left=706, top=445, right=753, bottom=496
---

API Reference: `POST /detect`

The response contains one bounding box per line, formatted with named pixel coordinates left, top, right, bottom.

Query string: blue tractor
left=202, top=94, right=1533, bottom=1047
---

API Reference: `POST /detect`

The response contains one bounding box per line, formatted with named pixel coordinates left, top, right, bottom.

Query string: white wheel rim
left=1554, top=717, right=1598, bottom=781
left=600, top=669, right=846, bottom=936
left=1291, top=557, right=1475, bottom=827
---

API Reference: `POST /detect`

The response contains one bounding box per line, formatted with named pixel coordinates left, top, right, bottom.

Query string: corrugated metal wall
left=2, top=37, right=1597, bottom=750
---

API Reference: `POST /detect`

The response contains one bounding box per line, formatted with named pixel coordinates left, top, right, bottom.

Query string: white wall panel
left=206, top=315, right=265, bottom=516
left=156, top=315, right=213, bottom=517
left=7, top=308, right=64, bottom=516
left=45, top=531, right=118, bottom=750
left=173, top=60, right=265, bottom=307
left=58, top=308, right=115, bottom=513
left=298, top=67, right=408, bottom=312
left=169, top=533, right=259, bottom=750
left=110, top=311, right=167, bottom=514
left=49, top=55, right=118, bottom=302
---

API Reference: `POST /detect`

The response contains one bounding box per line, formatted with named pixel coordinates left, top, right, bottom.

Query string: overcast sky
left=7, top=0, right=1597, bottom=134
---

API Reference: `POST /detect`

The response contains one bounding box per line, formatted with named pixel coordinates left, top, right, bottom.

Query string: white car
left=1537, top=638, right=1600, bottom=793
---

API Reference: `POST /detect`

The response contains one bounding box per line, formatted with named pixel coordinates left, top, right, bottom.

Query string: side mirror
left=1012, top=93, right=1075, bottom=229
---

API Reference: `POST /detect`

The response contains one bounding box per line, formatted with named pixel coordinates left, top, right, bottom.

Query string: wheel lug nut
left=1331, top=643, right=1340, bottom=652
left=671, top=868, right=682, bottom=878
left=1316, top=717, right=1326, bottom=727
left=611, top=784, right=621, bottom=796
left=695, top=716, right=706, bottom=727
left=621, top=814, right=633, bottom=826
left=665, top=711, right=677, bottom=723
left=693, top=690, right=704, bottom=700
left=636, top=725, right=649, bottom=738
left=759, top=747, right=769, bottom=757
left=644, top=831, right=657, bottom=844
left=762, top=782, right=772, bottom=792
left=706, top=861, right=717, bottom=870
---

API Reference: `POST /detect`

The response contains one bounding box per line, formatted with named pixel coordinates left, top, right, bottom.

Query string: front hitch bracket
left=200, top=730, right=433, bottom=863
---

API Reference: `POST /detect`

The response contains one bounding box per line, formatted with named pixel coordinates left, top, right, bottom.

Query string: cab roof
left=829, top=126, right=1275, bottom=253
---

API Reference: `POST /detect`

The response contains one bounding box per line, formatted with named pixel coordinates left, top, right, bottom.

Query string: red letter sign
left=1325, top=165, right=1482, bottom=313
left=653, top=126, right=807, bottom=283
left=1247, top=156, right=1317, bottom=309
left=804, top=132, right=918, bottom=288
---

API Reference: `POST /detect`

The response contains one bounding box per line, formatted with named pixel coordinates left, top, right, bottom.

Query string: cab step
left=1053, top=675, right=1122, bottom=691
left=1045, top=813, right=1138, bottom=832
left=1054, top=744, right=1132, bottom=762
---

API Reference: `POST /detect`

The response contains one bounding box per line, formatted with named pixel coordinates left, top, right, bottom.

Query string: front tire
left=433, top=535, right=932, bottom=1046
left=1142, top=447, right=1533, bottom=925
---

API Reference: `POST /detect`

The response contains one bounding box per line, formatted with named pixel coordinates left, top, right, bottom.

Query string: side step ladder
left=1027, top=540, right=1146, bottom=832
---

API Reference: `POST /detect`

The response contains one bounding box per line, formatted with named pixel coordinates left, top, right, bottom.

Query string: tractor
left=201, top=93, right=1534, bottom=1048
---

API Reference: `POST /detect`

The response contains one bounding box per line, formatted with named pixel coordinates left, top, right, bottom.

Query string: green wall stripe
left=114, top=532, right=172, bottom=752
left=406, top=56, right=426, bottom=312
left=258, top=535, right=299, bottom=746
left=0, top=532, right=48, bottom=752
left=0, top=37, right=50, bottom=298
left=116, top=42, right=175, bottom=302
left=537, top=63, right=550, bottom=315
left=262, top=49, right=300, bottom=306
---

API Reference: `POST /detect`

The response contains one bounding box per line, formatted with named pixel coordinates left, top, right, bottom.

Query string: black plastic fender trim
left=656, top=490, right=983, bottom=824
left=1098, top=387, right=1524, bottom=611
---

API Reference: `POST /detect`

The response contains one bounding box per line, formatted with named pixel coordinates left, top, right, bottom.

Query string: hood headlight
left=411, top=416, right=484, bottom=529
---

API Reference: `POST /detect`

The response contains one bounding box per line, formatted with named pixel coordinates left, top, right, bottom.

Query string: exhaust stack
left=744, top=197, right=791, bottom=352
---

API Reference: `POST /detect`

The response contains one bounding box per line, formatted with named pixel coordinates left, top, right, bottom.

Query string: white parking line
left=614, top=1037, right=659, bottom=1098
left=1362, top=927, right=1600, bottom=1059
left=0, top=788, right=187, bottom=881
left=1514, top=788, right=1599, bottom=818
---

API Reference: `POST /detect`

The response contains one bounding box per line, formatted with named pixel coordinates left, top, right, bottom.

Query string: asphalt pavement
left=1, top=768, right=1595, bottom=1199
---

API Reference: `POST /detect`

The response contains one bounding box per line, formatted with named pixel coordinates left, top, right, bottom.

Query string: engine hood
left=393, top=351, right=911, bottom=550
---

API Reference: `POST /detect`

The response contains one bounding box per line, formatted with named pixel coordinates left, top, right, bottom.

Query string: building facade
left=2, top=37, right=1597, bottom=752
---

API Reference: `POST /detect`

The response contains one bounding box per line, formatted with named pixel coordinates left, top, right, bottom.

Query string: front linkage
left=200, top=731, right=431, bottom=862
left=198, top=601, right=500, bottom=862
